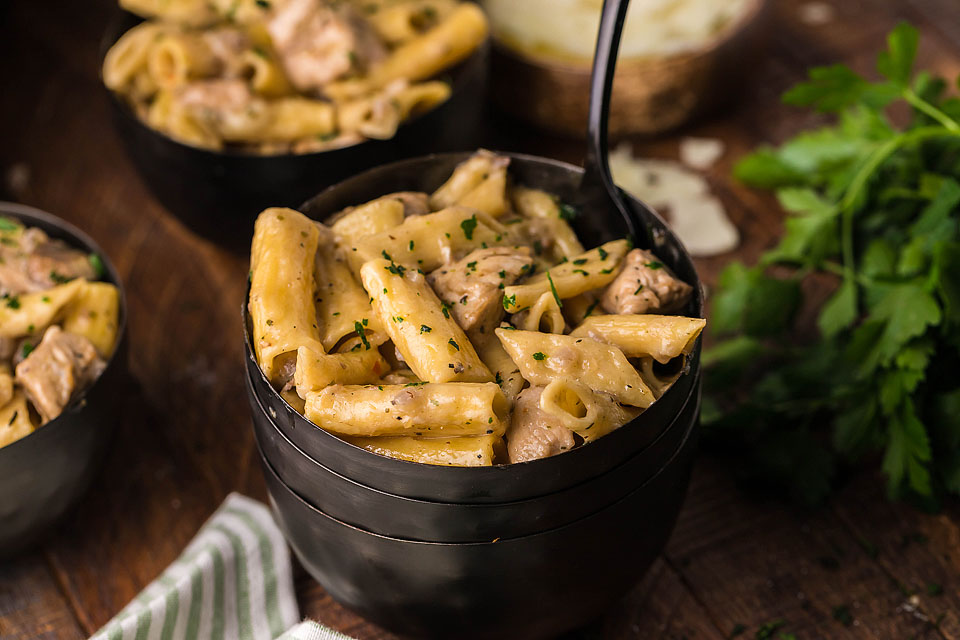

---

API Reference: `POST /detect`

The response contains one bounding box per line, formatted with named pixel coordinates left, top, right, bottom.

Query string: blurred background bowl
left=0, top=202, right=127, bottom=556
left=486, top=0, right=768, bottom=137
left=100, top=12, right=489, bottom=247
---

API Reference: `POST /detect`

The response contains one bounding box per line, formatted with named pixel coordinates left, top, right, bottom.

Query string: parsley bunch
left=703, top=23, right=960, bottom=506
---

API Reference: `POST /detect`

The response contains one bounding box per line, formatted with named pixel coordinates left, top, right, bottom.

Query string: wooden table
left=2, top=0, right=959, bottom=638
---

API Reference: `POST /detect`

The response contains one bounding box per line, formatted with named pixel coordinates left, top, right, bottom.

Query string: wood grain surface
left=1, top=0, right=958, bottom=638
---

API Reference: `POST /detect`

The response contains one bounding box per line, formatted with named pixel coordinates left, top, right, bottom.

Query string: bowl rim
left=487, top=0, right=768, bottom=73
left=98, top=9, right=490, bottom=161
left=242, top=149, right=705, bottom=475
left=0, top=201, right=128, bottom=454
left=259, top=392, right=699, bottom=547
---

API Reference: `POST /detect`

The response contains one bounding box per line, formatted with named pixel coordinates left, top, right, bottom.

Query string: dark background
left=1, top=0, right=960, bottom=638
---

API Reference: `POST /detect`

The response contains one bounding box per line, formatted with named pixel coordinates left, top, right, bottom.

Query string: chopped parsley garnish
left=41, top=296, right=50, bottom=303
left=5, top=295, right=20, bottom=309
left=20, top=342, right=34, bottom=359
left=633, top=284, right=644, bottom=295
left=583, top=300, right=598, bottom=318
left=361, top=318, right=368, bottom=326
left=354, top=321, right=371, bottom=350
left=404, top=381, right=428, bottom=387
left=393, top=316, right=404, bottom=323
left=420, top=324, right=432, bottom=334
left=573, top=269, right=589, bottom=276
left=385, top=262, right=406, bottom=276
left=0, top=218, right=18, bottom=232
left=381, top=250, right=392, bottom=260
left=495, top=372, right=503, bottom=385
left=255, top=0, right=271, bottom=7
left=467, top=261, right=477, bottom=271
left=441, top=301, right=451, bottom=318
left=448, top=338, right=460, bottom=351
left=498, top=270, right=506, bottom=279
left=460, top=214, right=478, bottom=240
left=50, top=271, right=72, bottom=284
left=252, top=46, right=269, bottom=59
left=573, top=259, right=587, bottom=265
left=88, top=254, right=105, bottom=278
left=502, top=294, right=516, bottom=310
left=600, top=267, right=614, bottom=274
left=265, top=319, right=274, bottom=326
left=645, top=261, right=664, bottom=270
left=408, top=240, right=415, bottom=251
left=598, top=247, right=609, bottom=261
left=557, top=202, right=578, bottom=221
left=546, top=271, right=563, bottom=308
left=533, top=352, right=546, bottom=361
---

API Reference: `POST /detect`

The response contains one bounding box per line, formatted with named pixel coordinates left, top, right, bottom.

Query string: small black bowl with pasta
left=242, top=151, right=705, bottom=638
left=99, top=0, right=490, bottom=244
left=0, top=203, right=127, bottom=556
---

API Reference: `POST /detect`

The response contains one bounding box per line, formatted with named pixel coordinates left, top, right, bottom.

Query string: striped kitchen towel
left=90, top=493, right=355, bottom=640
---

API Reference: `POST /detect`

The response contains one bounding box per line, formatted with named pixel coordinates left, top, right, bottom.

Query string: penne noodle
left=344, top=433, right=499, bottom=466
left=570, top=314, right=705, bottom=364
left=0, top=280, right=85, bottom=339
left=294, top=345, right=388, bottom=399
left=539, top=378, right=638, bottom=442
left=249, top=208, right=324, bottom=384
left=360, top=258, right=492, bottom=383
left=60, top=281, right=121, bottom=359
left=495, top=329, right=655, bottom=408
left=502, top=240, right=629, bottom=312
left=305, top=382, right=508, bottom=436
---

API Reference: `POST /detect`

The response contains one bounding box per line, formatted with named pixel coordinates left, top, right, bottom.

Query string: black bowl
left=251, top=357, right=701, bottom=542
left=101, top=13, right=489, bottom=245
left=260, top=404, right=699, bottom=640
left=243, top=152, right=704, bottom=504
left=0, top=203, right=127, bottom=556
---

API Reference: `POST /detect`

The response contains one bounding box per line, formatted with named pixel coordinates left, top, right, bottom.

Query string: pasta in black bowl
left=0, top=203, right=126, bottom=555
left=100, top=0, right=489, bottom=239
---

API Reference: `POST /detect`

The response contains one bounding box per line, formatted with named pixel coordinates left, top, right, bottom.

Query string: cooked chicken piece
left=176, top=79, right=267, bottom=138
left=428, top=247, right=533, bottom=336
left=382, top=191, right=432, bottom=217
left=601, top=249, right=693, bottom=315
left=267, top=0, right=387, bottom=93
left=202, top=27, right=250, bottom=71
left=0, top=227, right=96, bottom=295
left=506, top=386, right=576, bottom=463
left=14, top=326, right=106, bottom=424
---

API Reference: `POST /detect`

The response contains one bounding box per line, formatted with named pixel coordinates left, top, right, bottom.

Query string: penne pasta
left=570, top=314, right=705, bottom=364
left=539, top=378, right=638, bottom=442
left=347, top=207, right=514, bottom=274
left=0, top=279, right=85, bottom=339
left=294, top=345, right=388, bottom=399
left=360, top=258, right=492, bottom=383
left=495, top=329, right=655, bottom=408
left=502, top=240, right=629, bottom=312
left=249, top=208, right=324, bottom=384
left=61, top=281, right=121, bottom=359
left=512, top=291, right=565, bottom=334
left=0, top=391, right=36, bottom=448
left=344, top=433, right=500, bottom=466
left=305, top=382, right=508, bottom=436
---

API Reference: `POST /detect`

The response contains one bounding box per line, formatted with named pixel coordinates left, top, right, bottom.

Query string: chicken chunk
left=383, top=191, right=432, bottom=217
left=601, top=249, right=693, bottom=315
left=506, top=386, right=576, bottom=463
left=14, top=326, right=106, bottom=424
left=176, top=79, right=267, bottom=139
left=428, top=247, right=533, bottom=336
left=267, top=0, right=387, bottom=93
left=0, top=227, right=96, bottom=295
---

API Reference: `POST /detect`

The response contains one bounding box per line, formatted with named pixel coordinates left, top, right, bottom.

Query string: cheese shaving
left=609, top=144, right=739, bottom=257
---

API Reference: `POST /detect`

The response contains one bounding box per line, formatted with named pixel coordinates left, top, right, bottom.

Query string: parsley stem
left=837, top=126, right=960, bottom=277
left=902, top=88, right=960, bottom=132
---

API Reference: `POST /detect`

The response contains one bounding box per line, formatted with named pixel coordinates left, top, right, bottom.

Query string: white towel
left=90, top=493, right=355, bottom=640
